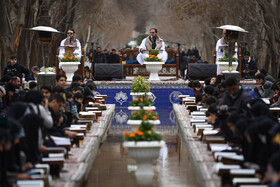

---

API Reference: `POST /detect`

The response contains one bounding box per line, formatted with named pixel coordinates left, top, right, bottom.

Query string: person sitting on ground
left=192, top=80, right=202, bottom=95
left=29, top=81, right=37, bottom=90
left=108, top=49, right=120, bottom=63
left=0, top=75, right=12, bottom=86
left=40, top=85, right=52, bottom=100
left=3, top=55, right=30, bottom=81
left=219, top=76, right=252, bottom=114
left=3, top=83, right=18, bottom=108
left=52, top=86, right=65, bottom=97
left=195, top=93, right=205, bottom=106
left=48, top=94, right=76, bottom=138
left=56, top=74, right=67, bottom=88
left=260, top=68, right=275, bottom=83
left=204, top=85, right=215, bottom=97
left=207, top=104, right=220, bottom=130
left=204, top=96, right=217, bottom=109
left=270, top=81, right=280, bottom=107
left=241, top=52, right=258, bottom=79
left=72, top=86, right=84, bottom=94
left=254, top=73, right=274, bottom=98
left=269, top=152, right=280, bottom=186
left=11, top=76, right=22, bottom=90
left=29, top=66, right=40, bottom=81
left=72, top=93, right=84, bottom=116
left=86, top=81, right=97, bottom=96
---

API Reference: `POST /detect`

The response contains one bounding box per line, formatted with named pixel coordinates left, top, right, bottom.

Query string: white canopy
left=29, top=26, right=61, bottom=33
left=216, top=25, right=248, bottom=33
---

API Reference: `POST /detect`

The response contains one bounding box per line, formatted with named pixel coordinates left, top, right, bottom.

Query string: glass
left=67, top=32, right=74, bottom=35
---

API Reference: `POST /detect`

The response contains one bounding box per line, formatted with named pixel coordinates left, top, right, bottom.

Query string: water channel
left=86, top=127, right=197, bottom=187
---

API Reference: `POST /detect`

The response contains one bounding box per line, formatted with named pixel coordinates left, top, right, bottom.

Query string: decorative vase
left=144, top=62, right=164, bottom=81
left=216, top=62, right=238, bottom=72
left=60, top=62, right=81, bottom=81
left=127, top=120, right=160, bottom=132
left=123, top=141, right=165, bottom=184
left=130, top=92, right=152, bottom=100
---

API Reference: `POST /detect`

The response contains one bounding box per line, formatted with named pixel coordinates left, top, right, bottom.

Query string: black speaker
left=94, top=63, right=123, bottom=80
left=187, top=63, right=217, bottom=80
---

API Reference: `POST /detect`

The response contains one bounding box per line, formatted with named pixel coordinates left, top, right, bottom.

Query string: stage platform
left=94, top=79, right=257, bottom=132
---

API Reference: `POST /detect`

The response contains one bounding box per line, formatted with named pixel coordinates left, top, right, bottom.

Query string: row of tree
left=0, top=0, right=279, bottom=77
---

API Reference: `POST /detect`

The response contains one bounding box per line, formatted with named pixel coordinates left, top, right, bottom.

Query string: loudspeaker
left=94, top=63, right=123, bottom=80
left=187, top=63, right=217, bottom=80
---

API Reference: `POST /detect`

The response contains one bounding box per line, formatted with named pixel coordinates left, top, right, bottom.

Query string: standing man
left=94, top=47, right=105, bottom=63
left=3, top=55, right=30, bottom=81
left=137, top=28, right=168, bottom=65
left=108, top=49, right=120, bottom=63
left=58, top=28, right=81, bottom=63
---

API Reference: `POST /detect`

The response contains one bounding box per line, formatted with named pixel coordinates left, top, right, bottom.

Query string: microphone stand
left=80, top=41, right=99, bottom=54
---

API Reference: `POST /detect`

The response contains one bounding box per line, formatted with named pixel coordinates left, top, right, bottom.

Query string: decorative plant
left=218, top=56, right=237, bottom=62
left=131, top=76, right=150, bottom=93
left=124, top=121, right=162, bottom=141
left=129, top=110, right=158, bottom=120
left=144, top=49, right=163, bottom=62
left=129, top=96, right=153, bottom=107
left=61, top=51, right=80, bottom=62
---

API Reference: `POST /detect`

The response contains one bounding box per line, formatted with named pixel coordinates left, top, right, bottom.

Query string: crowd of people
left=187, top=72, right=280, bottom=186
left=0, top=57, right=99, bottom=186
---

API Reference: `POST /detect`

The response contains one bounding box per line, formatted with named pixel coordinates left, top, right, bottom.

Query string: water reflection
left=86, top=128, right=197, bottom=187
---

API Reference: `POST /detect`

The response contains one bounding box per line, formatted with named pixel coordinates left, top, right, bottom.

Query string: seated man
left=241, top=52, right=258, bottom=79
left=254, top=73, right=274, bottom=98
left=136, top=28, right=168, bottom=65
left=58, top=28, right=81, bottom=68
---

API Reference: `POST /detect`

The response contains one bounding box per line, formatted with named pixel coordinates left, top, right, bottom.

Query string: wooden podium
left=56, top=46, right=85, bottom=78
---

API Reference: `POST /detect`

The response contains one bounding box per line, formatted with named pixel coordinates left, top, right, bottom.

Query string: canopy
left=216, top=25, right=248, bottom=33
left=29, top=26, right=62, bottom=33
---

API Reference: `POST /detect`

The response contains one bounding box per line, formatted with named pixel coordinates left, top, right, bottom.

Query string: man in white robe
left=58, top=29, right=81, bottom=68
left=136, top=28, right=168, bottom=65
left=216, top=29, right=238, bottom=74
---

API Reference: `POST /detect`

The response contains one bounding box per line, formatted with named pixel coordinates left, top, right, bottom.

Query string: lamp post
left=216, top=25, right=248, bottom=79
left=29, top=26, right=62, bottom=89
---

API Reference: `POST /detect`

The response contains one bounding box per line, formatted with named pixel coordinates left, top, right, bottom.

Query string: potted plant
left=217, top=55, right=238, bottom=72
left=60, top=52, right=81, bottom=81
left=123, top=122, right=165, bottom=182
left=127, top=110, right=160, bottom=131
left=130, top=76, right=152, bottom=100
left=143, top=49, right=164, bottom=81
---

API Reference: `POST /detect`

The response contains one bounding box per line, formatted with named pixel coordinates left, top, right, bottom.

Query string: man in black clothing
left=241, top=52, right=258, bottom=79
left=103, top=49, right=110, bottom=63
left=94, top=47, right=105, bottom=63
left=3, top=55, right=30, bottom=81
left=108, top=49, right=120, bottom=63
left=48, top=94, right=76, bottom=138
left=219, top=76, right=252, bottom=114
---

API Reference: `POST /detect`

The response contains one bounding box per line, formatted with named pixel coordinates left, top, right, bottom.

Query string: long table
left=173, top=104, right=221, bottom=187
left=52, top=104, right=115, bottom=187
